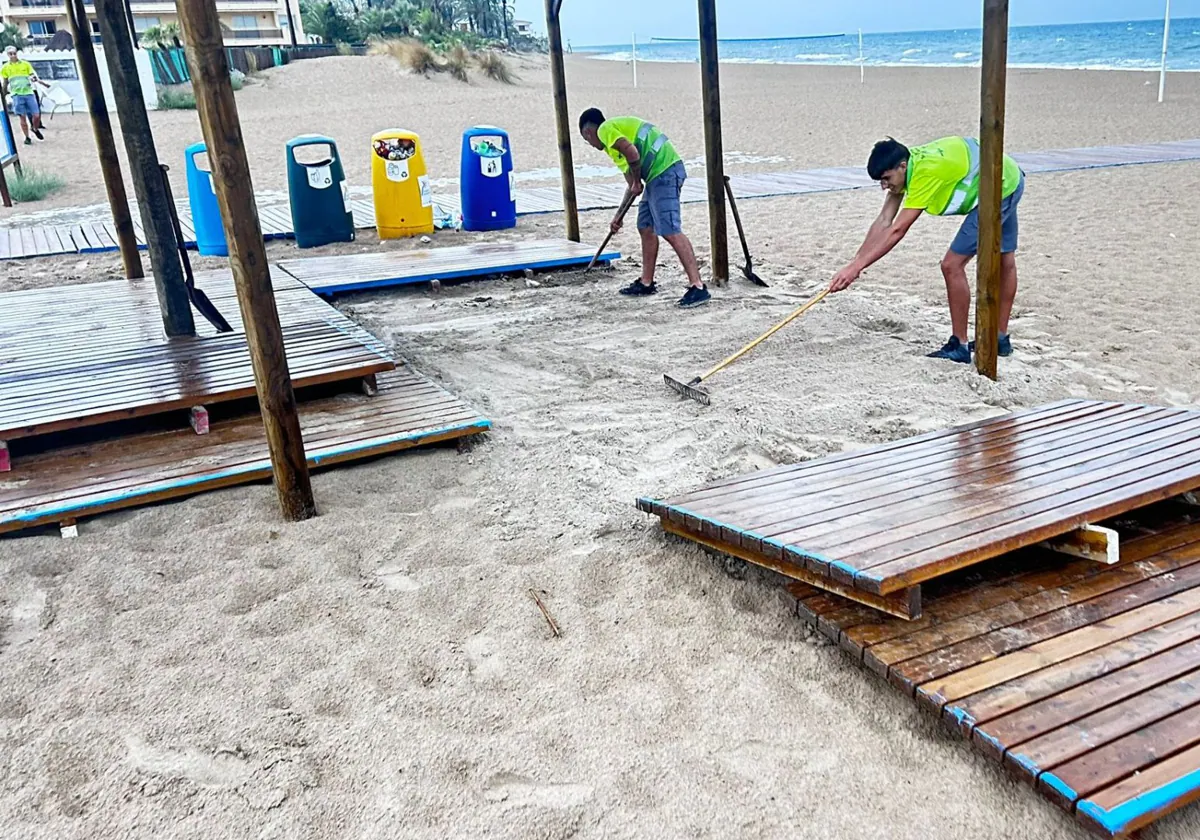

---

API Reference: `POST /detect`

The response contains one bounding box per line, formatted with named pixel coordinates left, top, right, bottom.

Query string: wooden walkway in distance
left=276, top=239, right=621, bottom=296
left=639, top=401, right=1200, bottom=619
left=0, top=366, right=489, bottom=535
left=0, top=272, right=395, bottom=442
left=789, top=501, right=1200, bottom=837
left=2, top=138, right=1198, bottom=261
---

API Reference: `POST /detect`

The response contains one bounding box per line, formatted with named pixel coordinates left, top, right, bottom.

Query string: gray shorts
left=637, top=161, right=685, bottom=237
left=950, top=173, right=1025, bottom=256
left=11, top=93, right=39, bottom=117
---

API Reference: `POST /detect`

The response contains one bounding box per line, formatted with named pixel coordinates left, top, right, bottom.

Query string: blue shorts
left=949, top=173, right=1025, bottom=256
left=637, top=160, right=686, bottom=237
left=11, top=93, right=39, bottom=117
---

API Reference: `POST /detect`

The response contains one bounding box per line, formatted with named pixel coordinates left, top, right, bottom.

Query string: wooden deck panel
left=0, top=272, right=395, bottom=441
left=0, top=367, right=489, bottom=536
left=638, top=401, right=1200, bottom=608
left=782, top=506, right=1200, bottom=837
left=4, top=139, right=1198, bottom=261
left=274, top=239, right=621, bottom=296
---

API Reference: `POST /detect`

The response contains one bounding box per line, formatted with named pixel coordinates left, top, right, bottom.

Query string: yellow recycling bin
left=371, top=129, right=434, bottom=239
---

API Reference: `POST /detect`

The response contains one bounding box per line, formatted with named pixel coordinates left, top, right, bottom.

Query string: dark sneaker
left=927, top=336, right=972, bottom=364
left=23, top=138, right=31, bottom=146
left=32, top=128, right=43, bottom=141
left=619, top=279, right=657, bottom=297
left=968, top=334, right=1013, bottom=357
left=678, top=285, right=711, bottom=308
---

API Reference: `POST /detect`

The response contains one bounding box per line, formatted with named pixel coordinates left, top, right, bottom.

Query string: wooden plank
left=1041, top=523, right=1118, bottom=565
left=1076, top=742, right=1200, bottom=837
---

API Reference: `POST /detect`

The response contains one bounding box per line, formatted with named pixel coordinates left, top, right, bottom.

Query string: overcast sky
left=510, top=1, right=1198, bottom=47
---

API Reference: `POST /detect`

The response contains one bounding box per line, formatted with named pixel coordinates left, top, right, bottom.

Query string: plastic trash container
left=371, top=129, right=433, bottom=239
left=460, top=125, right=516, bottom=231
left=286, top=134, right=355, bottom=249
left=185, top=141, right=227, bottom=257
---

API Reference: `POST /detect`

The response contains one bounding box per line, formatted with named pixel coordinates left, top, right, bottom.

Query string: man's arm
left=854, top=192, right=902, bottom=262
left=612, top=137, right=644, bottom=196
left=830, top=201, right=923, bottom=292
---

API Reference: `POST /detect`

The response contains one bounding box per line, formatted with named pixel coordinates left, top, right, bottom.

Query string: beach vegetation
left=8, top=166, right=65, bottom=203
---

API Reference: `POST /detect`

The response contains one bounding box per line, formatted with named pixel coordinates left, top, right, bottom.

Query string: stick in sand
left=530, top=589, right=561, bottom=637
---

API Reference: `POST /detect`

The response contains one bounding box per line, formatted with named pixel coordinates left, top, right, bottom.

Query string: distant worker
left=578, top=108, right=710, bottom=308
left=1, top=46, right=47, bottom=146
left=829, top=136, right=1026, bottom=363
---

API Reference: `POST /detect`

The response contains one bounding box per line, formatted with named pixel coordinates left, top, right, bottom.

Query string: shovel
left=586, top=188, right=637, bottom=271
left=159, top=164, right=233, bottom=333
left=723, top=175, right=768, bottom=287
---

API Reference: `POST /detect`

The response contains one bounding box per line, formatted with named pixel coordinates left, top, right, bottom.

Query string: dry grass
left=445, top=44, right=470, bottom=83
left=474, top=50, right=517, bottom=84
left=372, top=38, right=441, bottom=76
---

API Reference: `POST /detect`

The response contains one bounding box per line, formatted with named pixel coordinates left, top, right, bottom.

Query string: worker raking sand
left=579, top=108, right=710, bottom=308
left=829, top=136, right=1027, bottom=363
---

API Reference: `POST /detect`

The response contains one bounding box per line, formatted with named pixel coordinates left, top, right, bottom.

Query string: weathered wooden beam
left=67, top=0, right=143, bottom=280
left=94, top=0, right=194, bottom=335
left=1041, top=523, right=1119, bottom=565
left=544, top=0, right=579, bottom=241
left=175, top=0, right=316, bottom=522
left=697, top=0, right=729, bottom=287
left=975, top=0, right=1009, bottom=380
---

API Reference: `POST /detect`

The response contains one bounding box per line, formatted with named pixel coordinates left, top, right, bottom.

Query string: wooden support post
left=1042, top=524, right=1119, bottom=565
left=361, top=374, right=379, bottom=397
left=544, top=0, right=579, bottom=242
left=975, top=0, right=1009, bottom=380
left=189, top=405, right=210, bottom=435
left=176, top=0, right=316, bottom=523
left=284, top=0, right=298, bottom=47
left=94, top=0, right=194, bottom=337
left=697, top=0, right=729, bottom=287
left=1180, top=492, right=1200, bottom=508
left=67, top=0, right=143, bottom=280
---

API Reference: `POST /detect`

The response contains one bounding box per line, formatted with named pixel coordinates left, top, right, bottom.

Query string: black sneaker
left=678, top=285, right=711, bottom=308
left=619, top=279, right=657, bottom=297
left=32, top=128, right=43, bottom=141
left=23, top=138, right=31, bottom=146
left=927, top=336, right=972, bottom=364
left=968, top=334, right=1013, bottom=357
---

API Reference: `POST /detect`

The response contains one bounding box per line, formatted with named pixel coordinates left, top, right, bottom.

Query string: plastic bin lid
left=185, top=141, right=208, bottom=156
left=464, top=125, right=508, bottom=137
left=371, top=129, right=420, bottom=141
left=286, top=134, right=337, bottom=148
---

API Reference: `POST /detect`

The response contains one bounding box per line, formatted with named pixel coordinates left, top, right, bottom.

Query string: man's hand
left=627, top=178, right=644, bottom=197
left=610, top=217, right=623, bottom=235
left=829, top=263, right=861, bottom=293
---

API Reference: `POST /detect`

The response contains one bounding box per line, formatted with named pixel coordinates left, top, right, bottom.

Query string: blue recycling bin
left=286, top=134, right=355, bottom=249
left=185, top=142, right=227, bottom=256
left=460, top=125, right=516, bottom=231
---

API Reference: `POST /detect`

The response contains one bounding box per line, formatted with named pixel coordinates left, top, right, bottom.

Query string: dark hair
left=867, top=137, right=909, bottom=180
left=579, top=108, right=605, bottom=132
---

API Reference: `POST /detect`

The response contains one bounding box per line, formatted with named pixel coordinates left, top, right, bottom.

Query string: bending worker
left=830, top=136, right=1026, bottom=363
left=578, top=108, right=710, bottom=308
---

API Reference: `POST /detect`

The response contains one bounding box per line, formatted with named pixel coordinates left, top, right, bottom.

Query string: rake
left=665, top=288, right=830, bottom=405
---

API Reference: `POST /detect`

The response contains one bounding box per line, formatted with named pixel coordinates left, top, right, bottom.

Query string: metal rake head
left=664, top=374, right=711, bottom=406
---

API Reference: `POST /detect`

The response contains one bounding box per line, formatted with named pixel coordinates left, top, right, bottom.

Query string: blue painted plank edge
left=3, top=417, right=490, bottom=531
left=306, top=251, right=623, bottom=297
left=1077, top=766, right=1200, bottom=837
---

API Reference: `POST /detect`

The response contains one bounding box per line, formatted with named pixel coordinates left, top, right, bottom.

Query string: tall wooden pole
left=94, top=0, right=195, bottom=336
left=175, top=0, right=316, bottom=523
left=697, top=0, right=728, bottom=286
left=284, top=0, right=299, bottom=47
left=544, top=0, right=579, bottom=242
left=67, top=0, right=142, bottom=280
left=975, top=0, right=1008, bottom=381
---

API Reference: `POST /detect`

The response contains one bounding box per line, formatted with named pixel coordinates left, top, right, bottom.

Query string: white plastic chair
left=41, top=85, right=75, bottom=119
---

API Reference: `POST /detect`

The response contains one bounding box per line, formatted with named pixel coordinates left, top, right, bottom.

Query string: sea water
left=582, top=18, right=1200, bottom=72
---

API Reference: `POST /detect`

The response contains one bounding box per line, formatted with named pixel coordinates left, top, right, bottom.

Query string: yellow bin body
left=371, top=129, right=434, bottom=239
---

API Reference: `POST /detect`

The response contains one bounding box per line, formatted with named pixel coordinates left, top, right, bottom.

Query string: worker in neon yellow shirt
left=579, top=108, right=709, bottom=308
left=830, top=136, right=1026, bottom=363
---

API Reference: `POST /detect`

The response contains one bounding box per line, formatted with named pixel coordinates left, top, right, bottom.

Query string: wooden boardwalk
left=3, top=139, right=1198, bottom=261
left=276, top=239, right=621, bottom=296
left=0, top=366, right=489, bottom=535
left=789, top=502, right=1200, bottom=837
left=0, top=272, right=394, bottom=442
left=639, top=401, right=1200, bottom=618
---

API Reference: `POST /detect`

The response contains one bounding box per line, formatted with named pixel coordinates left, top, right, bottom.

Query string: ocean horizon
left=577, top=18, right=1200, bottom=73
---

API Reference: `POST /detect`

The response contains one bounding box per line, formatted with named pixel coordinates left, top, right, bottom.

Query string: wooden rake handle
left=587, top=188, right=637, bottom=270
left=698, top=288, right=830, bottom=382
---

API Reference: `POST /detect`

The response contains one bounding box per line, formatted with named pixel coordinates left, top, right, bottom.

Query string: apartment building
left=1, top=0, right=305, bottom=48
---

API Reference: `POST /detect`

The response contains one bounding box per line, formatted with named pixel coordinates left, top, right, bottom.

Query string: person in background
left=830, top=136, right=1025, bottom=363
left=2, top=46, right=47, bottom=146
left=578, top=107, right=710, bottom=308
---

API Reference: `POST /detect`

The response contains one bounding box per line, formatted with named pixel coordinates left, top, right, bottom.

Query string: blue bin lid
left=286, top=134, right=338, bottom=149
left=464, top=125, right=509, bottom=138
left=185, top=141, right=207, bottom=156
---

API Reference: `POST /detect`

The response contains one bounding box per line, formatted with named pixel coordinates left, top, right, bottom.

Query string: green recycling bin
left=286, top=134, right=354, bottom=249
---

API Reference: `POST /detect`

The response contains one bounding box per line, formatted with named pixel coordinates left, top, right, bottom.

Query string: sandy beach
left=2, top=52, right=1200, bottom=839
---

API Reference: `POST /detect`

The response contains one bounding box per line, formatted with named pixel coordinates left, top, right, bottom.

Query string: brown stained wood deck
left=787, top=504, right=1200, bottom=837
left=638, top=401, right=1200, bottom=613
left=0, top=271, right=395, bottom=442
left=0, top=367, right=488, bottom=535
